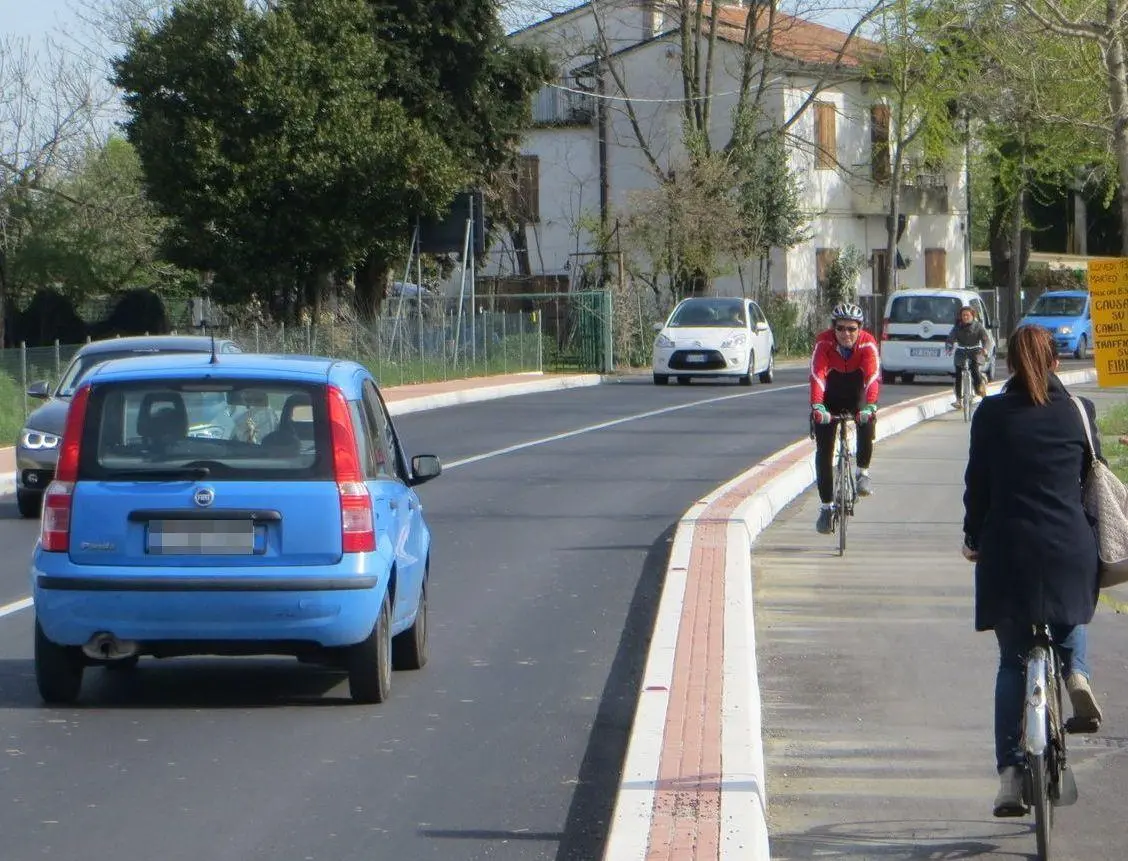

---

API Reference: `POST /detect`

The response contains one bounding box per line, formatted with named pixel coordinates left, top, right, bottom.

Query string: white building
left=488, top=0, right=970, bottom=307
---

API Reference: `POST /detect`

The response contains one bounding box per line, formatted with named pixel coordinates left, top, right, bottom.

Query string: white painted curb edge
left=385, top=373, right=603, bottom=415
left=602, top=367, right=1098, bottom=861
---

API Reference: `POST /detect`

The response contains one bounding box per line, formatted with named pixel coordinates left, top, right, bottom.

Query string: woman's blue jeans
left=993, top=619, right=1089, bottom=770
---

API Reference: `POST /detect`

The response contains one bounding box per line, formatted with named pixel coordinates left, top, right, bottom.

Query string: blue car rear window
left=1028, top=296, right=1086, bottom=317
left=77, top=380, right=333, bottom=481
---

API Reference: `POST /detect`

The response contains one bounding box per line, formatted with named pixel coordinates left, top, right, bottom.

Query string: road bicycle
left=951, top=346, right=981, bottom=422
left=1021, top=624, right=1083, bottom=859
left=831, top=412, right=857, bottom=556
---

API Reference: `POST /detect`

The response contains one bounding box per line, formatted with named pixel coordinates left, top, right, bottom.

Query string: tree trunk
left=884, top=152, right=904, bottom=334
left=1106, top=26, right=1128, bottom=255
left=510, top=226, right=532, bottom=276
left=355, top=253, right=390, bottom=320
left=1007, top=180, right=1026, bottom=336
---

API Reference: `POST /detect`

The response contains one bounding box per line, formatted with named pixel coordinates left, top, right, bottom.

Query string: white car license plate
left=148, top=520, right=255, bottom=555
left=686, top=354, right=707, bottom=363
left=909, top=347, right=941, bottom=358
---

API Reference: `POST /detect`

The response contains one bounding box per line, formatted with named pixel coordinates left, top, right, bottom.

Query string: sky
left=1, top=0, right=559, bottom=43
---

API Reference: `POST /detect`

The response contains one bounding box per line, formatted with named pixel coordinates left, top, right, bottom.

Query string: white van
left=879, top=288, right=998, bottom=384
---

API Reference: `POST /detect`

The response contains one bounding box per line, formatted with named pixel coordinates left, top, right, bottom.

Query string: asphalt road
left=0, top=367, right=1029, bottom=861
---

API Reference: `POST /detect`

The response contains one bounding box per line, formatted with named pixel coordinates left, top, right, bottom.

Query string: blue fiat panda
left=30, top=352, right=441, bottom=705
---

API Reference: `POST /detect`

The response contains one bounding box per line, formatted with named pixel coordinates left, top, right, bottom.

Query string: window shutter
left=508, top=155, right=541, bottom=224
left=871, top=104, right=890, bottom=182
left=925, top=248, right=947, bottom=288
left=815, top=102, right=836, bottom=169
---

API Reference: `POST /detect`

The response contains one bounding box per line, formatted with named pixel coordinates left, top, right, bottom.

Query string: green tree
left=115, top=0, right=461, bottom=319
left=9, top=137, right=189, bottom=300
left=115, top=0, right=547, bottom=319
left=864, top=0, right=979, bottom=304
left=822, top=245, right=868, bottom=312
left=730, top=111, right=809, bottom=295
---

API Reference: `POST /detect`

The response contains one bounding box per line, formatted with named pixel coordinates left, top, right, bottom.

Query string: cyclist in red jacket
left=809, top=302, right=881, bottom=534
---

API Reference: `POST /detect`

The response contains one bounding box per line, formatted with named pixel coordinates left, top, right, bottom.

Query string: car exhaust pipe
left=82, top=632, right=140, bottom=662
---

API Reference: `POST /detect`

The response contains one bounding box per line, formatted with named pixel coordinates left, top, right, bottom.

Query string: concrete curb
left=603, top=366, right=1097, bottom=861
left=384, top=373, right=603, bottom=415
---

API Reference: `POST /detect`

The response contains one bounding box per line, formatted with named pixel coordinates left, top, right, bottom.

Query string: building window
left=925, top=248, right=947, bottom=288
left=871, top=104, right=890, bottom=183
left=509, top=155, right=540, bottom=224
left=814, top=102, right=837, bottom=170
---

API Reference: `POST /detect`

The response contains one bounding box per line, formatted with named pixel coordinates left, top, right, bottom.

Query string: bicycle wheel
left=836, top=441, right=850, bottom=556
left=962, top=367, right=972, bottom=422
left=1030, top=749, right=1054, bottom=859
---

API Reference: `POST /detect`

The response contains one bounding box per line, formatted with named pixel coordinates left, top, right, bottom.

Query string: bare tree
left=0, top=35, right=109, bottom=346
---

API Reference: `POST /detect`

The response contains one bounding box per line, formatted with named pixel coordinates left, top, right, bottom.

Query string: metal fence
left=0, top=288, right=620, bottom=435
left=0, top=309, right=548, bottom=425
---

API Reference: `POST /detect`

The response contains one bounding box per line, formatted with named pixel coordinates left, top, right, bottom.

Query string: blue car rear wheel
left=35, top=619, right=85, bottom=705
left=347, top=593, right=392, bottom=704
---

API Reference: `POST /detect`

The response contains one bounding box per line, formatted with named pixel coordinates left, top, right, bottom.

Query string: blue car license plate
left=148, top=520, right=256, bottom=555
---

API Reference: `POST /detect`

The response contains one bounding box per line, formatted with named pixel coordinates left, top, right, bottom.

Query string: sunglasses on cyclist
left=835, top=325, right=860, bottom=333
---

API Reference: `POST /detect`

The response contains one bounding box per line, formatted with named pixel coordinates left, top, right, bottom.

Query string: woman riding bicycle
left=962, top=324, right=1103, bottom=817
left=809, top=302, right=880, bottom=534
left=945, top=305, right=993, bottom=406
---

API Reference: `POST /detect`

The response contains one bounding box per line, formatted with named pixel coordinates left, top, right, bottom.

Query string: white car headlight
left=21, top=428, right=60, bottom=450
left=1058, top=325, right=1073, bottom=335
left=720, top=332, right=748, bottom=349
left=655, top=333, right=675, bottom=349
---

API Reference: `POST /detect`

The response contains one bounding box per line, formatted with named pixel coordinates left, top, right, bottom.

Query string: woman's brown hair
left=1006, top=324, right=1057, bottom=405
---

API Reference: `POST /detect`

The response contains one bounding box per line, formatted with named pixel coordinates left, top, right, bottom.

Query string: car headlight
left=1058, top=326, right=1073, bottom=335
left=720, top=332, right=748, bottom=349
left=655, top=333, right=675, bottom=349
left=20, top=428, right=60, bottom=450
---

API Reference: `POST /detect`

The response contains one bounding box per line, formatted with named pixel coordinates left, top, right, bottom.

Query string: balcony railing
left=531, top=78, right=596, bottom=126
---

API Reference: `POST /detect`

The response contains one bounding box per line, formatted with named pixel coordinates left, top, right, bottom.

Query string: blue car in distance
left=1018, top=289, right=1092, bottom=359
left=30, top=353, right=441, bottom=705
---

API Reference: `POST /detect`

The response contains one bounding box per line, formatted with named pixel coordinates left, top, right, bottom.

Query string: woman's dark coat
left=964, top=374, right=1101, bottom=631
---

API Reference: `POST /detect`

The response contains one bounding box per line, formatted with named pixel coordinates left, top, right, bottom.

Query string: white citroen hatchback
left=652, top=297, right=776, bottom=385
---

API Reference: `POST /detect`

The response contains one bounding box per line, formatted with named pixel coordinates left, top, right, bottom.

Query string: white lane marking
left=0, top=597, right=33, bottom=618
left=444, top=383, right=806, bottom=469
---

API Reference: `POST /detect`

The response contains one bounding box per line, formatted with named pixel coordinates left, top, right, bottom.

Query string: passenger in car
left=233, top=389, right=278, bottom=443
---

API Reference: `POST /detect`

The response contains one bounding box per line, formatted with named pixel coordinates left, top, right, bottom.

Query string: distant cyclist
left=809, top=302, right=881, bottom=534
left=945, top=305, right=994, bottom=406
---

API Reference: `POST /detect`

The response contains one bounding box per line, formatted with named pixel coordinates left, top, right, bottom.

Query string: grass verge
left=0, top=372, right=25, bottom=446
left=1095, top=403, right=1128, bottom=613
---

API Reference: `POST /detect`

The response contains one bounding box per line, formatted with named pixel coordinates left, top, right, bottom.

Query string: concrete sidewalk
left=756, top=381, right=1128, bottom=859
left=601, top=369, right=1118, bottom=861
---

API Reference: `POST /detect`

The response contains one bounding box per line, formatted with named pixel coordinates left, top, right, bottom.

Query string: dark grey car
left=16, top=335, right=241, bottom=517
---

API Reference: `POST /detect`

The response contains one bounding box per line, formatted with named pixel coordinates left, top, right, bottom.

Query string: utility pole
left=597, top=52, right=611, bottom=289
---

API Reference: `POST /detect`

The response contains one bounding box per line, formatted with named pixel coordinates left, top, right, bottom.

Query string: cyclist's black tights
left=814, top=420, right=875, bottom=503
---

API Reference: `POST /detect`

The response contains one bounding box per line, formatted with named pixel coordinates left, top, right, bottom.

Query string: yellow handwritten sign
left=1088, top=258, right=1128, bottom=387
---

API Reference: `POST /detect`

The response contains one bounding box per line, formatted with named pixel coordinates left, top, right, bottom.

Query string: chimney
left=641, top=1, right=663, bottom=39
